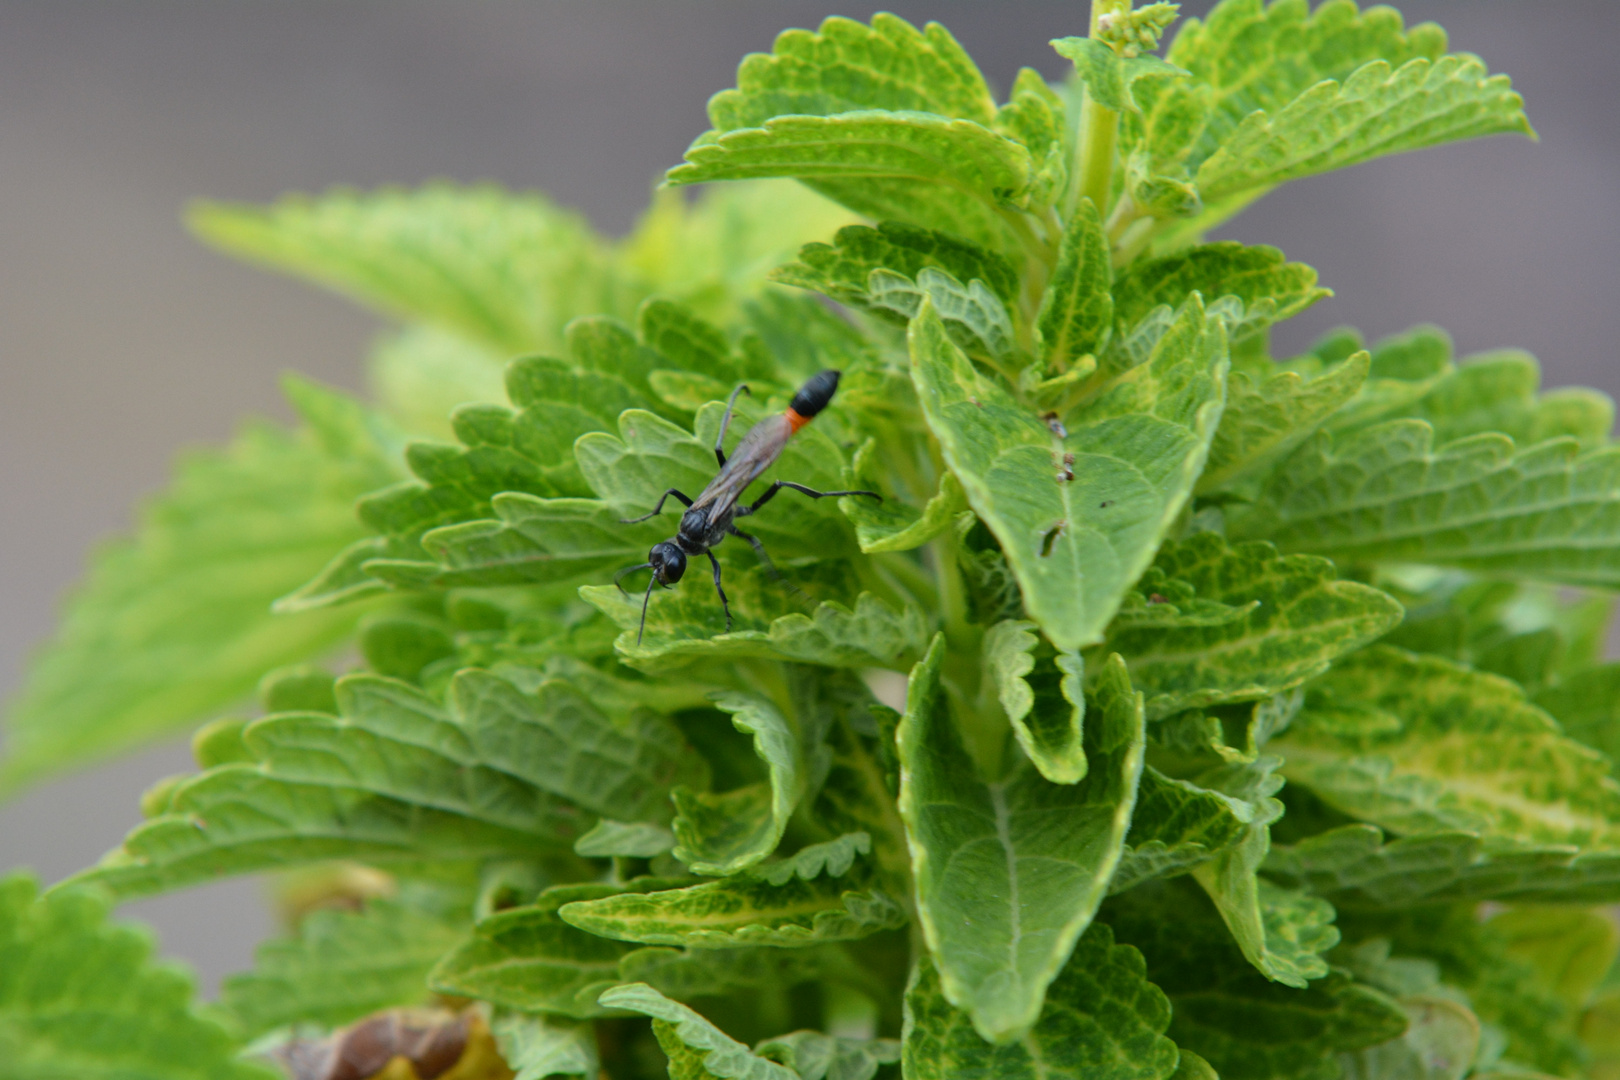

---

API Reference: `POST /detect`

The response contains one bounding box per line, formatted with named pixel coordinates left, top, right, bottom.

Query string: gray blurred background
left=0, top=2, right=1615, bottom=991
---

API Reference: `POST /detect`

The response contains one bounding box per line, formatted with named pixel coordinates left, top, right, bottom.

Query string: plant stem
left=1074, top=0, right=1125, bottom=218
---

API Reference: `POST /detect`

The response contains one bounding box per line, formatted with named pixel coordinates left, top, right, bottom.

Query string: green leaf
left=598, top=984, right=797, bottom=1080
left=866, top=267, right=1015, bottom=360
left=575, top=820, right=677, bottom=859
left=1051, top=36, right=1188, bottom=115
left=810, top=698, right=912, bottom=893
left=1229, top=422, right=1620, bottom=587
left=394, top=495, right=666, bottom=590
left=67, top=668, right=711, bottom=900
left=1337, top=994, right=1481, bottom=1080
left=1095, top=534, right=1403, bottom=721
left=1275, top=646, right=1620, bottom=848
left=1329, top=335, right=1614, bottom=449
left=1179, top=752, right=1340, bottom=988
left=708, top=14, right=998, bottom=130
left=1534, top=664, right=1620, bottom=765
left=1112, top=243, right=1328, bottom=346
left=983, top=620, right=1088, bottom=783
left=492, top=1013, right=600, bottom=1080
left=449, top=670, right=708, bottom=823
left=1127, top=0, right=1531, bottom=213
left=430, top=883, right=648, bottom=1017
left=901, top=926, right=1181, bottom=1080
left=621, top=180, right=860, bottom=329
left=367, top=324, right=508, bottom=441
left=1488, top=904, right=1619, bottom=1012
left=1198, top=349, right=1369, bottom=494
left=1266, top=824, right=1620, bottom=907
left=1036, top=199, right=1113, bottom=369
left=841, top=441, right=968, bottom=554
left=190, top=183, right=627, bottom=354
left=1, top=379, right=402, bottom=793
left=910, top=294, right=1228, bottom=652
left=615, top=945, right=844, bottom=1005
left=668, top=114, right=1034, bottom=257
left=581, top=579, right=927, bottom=675
left=898, top=639, right=1146, bottom=1041
left=756, top=1030, right=901, bottom=1080
left=1104, top=878, right=1407, bottom=1080
left=559, top=838, right=906, bottom=947
left=1336, top=904, right=1586, bottom=1077
left=771, top=221, right=1020, bottom=311
left=0, top=872, right=273, bottom=1079
left=218, top=898, right=464, bottom=1039
left=1113, top=766, right=1253, bottom=893
left=672, top=692, right=806, bottom=877
left=1194, top=54, right=1532, bottom=204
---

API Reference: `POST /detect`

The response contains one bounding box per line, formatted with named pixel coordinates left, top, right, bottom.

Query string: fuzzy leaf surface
left=1275, top=646, right=1620, bottom=848
left=910, top=296, right=1228, bottom=651
left=559, top=845, right=905, bottom=948
left=67, top=669, right=708, bottom=899
left=1229, top=424, right=1620, bottom=587
left=1095, top=534, right=1402, bottom=720
left=706, top=14, right=998, bottom=129
left=772, top=222, right=1019, bottom=311
left=1128, top=0, right=1530, bottom=211
left=898, top=639, right=1146, bottom=1042
left=1111, top=243, right=1327, bottom=345
left=1113, top=766, right=1252, bottom=893
left=1036, top=199, right=1113, bottom=369
left=1199, top=350, right=1369, bottom=494
left=669, top=113, right=1034, bottom=257
left=0, top=380, right=401, bottom=792
left=218, top=898, right=463, bottom=1039
left=0, top=873, right=272, bottom=1080
left=902, top=925, right=1180, bottom=1080
left=581, top=580, right=927, bottom=675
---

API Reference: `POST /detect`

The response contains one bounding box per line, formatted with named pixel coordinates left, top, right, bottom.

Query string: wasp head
left=648, top=541, right=687, bottom=584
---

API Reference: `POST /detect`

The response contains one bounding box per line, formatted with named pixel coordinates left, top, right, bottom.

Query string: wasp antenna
left=614, top=562, right=652, bottom=597
left=636, top=574, right=657, bottom=645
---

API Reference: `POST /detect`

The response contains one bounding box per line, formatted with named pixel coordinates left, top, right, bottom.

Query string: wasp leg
left=706, top=550, right=732, bottom=632
left=714, top=383, right=752, bottom=467
left=738, top=480, right=882, bottom=516
left=620, top=488, right=694, bottom=524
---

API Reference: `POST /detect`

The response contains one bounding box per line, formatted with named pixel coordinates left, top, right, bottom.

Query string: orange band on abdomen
left=785, top=408, right=811, bottom=433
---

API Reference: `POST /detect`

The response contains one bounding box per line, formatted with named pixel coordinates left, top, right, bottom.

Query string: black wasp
left=615, top=370, right=880, bottom=643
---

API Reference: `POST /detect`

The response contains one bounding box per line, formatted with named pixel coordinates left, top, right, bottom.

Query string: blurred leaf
left=0, top=872, right=273, bottom=1079
left=1, top=379, right=402, bottom=794
left=191, top=183, right=627, bottom=354
left=219, top=898, right=464, bottom=1039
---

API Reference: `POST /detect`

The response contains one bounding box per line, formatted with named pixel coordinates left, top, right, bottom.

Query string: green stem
left=1073, top=0, right=1125, bottom=218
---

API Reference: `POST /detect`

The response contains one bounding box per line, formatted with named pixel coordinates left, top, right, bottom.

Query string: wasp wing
left=690, top=414, right=793, bottom=516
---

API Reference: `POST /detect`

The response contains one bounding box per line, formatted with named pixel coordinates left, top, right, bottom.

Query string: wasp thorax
left=649, top=541, right=687, bottom=584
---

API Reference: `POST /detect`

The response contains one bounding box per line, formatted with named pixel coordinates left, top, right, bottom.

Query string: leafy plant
left=6, top=2, right=1619, bottom=1078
